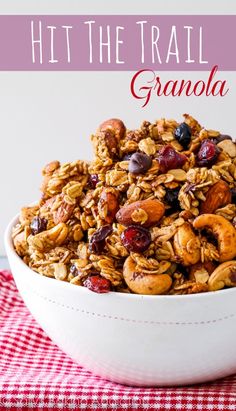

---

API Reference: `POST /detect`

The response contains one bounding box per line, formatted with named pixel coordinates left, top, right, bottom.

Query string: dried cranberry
left=164, top=187, right=180, bottom=212
left=88, top=174, right=99, bottom=189
left=83, top=275, right=111, bottom=293
left=89, top=225, right=113, bottom=254
left=197, top=139, right=220, bottom=167
left=230, top=271, right=236, bottom=283
left=121, top=225, right=151, bottom=253
left=230, top=188, right=236, bottom=204
left=174, top=123, right=192, bottom=149
left=30, top=217, right=48, bottom=235
left=157, top=145, right=187, bottom=173
left=128, top=152, right=152, bottom=174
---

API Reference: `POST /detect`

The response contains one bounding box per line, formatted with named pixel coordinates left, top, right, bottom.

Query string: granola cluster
left=12, top=115, right=236, bottom=294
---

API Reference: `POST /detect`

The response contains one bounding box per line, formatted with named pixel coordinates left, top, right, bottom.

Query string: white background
left=1, top=0, right=236, bottom=255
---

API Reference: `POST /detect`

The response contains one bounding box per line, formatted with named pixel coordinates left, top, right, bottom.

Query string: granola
left=12, top=116, right=236, bottom=294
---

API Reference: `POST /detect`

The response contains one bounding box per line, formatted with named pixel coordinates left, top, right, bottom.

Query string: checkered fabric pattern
left=0, top=270, right=235, bottom=411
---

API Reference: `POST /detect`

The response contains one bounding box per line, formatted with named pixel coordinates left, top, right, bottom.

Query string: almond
left=200, top=180, right=232, bottom=214
left=99, top=118, right=126, bottom=140
left=116, top=199, right=165, bottom=227
left=98, top=188, right=119, bottom=224
left=103, top=130, right=119, bottom=156
left=53, top=199, right=75, bottom=224
left=98, top=119, right=126, bottom=157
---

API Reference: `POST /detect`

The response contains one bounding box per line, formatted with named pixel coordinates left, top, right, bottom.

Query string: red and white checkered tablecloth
left=0, top=270, right=235, bottom=411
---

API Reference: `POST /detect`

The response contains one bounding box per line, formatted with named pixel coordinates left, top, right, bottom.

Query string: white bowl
left=4, top=214, right=236, bottom=386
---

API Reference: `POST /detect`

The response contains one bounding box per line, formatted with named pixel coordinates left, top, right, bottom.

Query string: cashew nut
left=208, top=261, right=236, bottom=291
left=28, top=223, right=69, bottom=251
left=123, top=256, right=172, bottom=295
left=173, top=222, right=201, bottom=266
left=193, top=214, right=236, bottom=262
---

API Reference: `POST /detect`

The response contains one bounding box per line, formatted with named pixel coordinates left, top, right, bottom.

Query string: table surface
left=0, top=266, right=236, bottom=410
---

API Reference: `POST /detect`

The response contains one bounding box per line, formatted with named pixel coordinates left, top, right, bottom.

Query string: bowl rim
left=5, top=212, right=236, bottom=301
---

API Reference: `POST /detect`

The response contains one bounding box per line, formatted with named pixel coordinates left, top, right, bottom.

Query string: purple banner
left=0, top=15, right=235, bottom=70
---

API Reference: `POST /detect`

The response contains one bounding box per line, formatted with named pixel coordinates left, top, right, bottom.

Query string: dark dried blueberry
left=122, top=153, right=133, bottom=161
left=164, top=187, right=180, bottom=204
left=174, top=123, right=192, bottom=149
left=197, top=139, right=220, bottom=167
left=128, top=152, right=152, bottom=174
left=70, top=264, right=79, bottom=277
left=88, top=174, right=99, bottom=189
left=157, top=145, right=187, bottom=173
left=211, top=134, right=232, bottom=144
left=89, top=225, right=113, bottom=254
left=177, top=265, right=189, bottom=278
left=164, top=188, right=180, bottom=212
left=30, top=217, right=48, bottom=235
left=230, top=188, right=236, bottom=204
left=121, top=225, right=151, bottom=253
left=83, top=275, right=111, bottom=293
